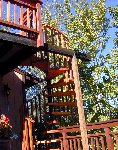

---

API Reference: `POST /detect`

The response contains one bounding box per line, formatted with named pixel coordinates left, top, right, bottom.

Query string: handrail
left=42, top=24, right=69, bottom=49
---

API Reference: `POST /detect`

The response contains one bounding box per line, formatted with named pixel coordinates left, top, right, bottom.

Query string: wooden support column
left=104, top=127, right=114, bottom=150
left=36, top=3, right=43, bottom=47
left=62, top=132, right=69, bottom=150
left=72, top=56, right=89, bottom=150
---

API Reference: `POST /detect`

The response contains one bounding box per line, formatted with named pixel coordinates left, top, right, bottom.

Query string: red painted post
left=36, top=3, right=44, bottom=47
left=104, top=127, right=114, bottom=150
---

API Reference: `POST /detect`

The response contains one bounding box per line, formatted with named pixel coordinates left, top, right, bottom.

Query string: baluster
left=56, top=31, right=60, bottom=47
left=77, top=139, right=82, bottom=150
left=20, top=6, right=23, bottom=25
left=51, top=29, right=54, bottom=46
left=7, top=1, right=10, bottom=22
left=100, top=136, right=105, bottom=150
left=73, top=139, right=77, bottom=150
left=27, top=7, right=30, bottom=28
left=33, top=9, right=36, bottom=29
left=95, top=137, right=100, bottom=150
left=66, top=38, right=69, bottom=49
left=53, top=53, right=56, bottom=68
left=14, top=4, right=16, bottom=24
left=0, top=0, right=3, bottom=19
left=61, top=34, right=64, bottom=48
left=70, top=139, right=73, bottom=150
left=65, top=71, right=68, bottom=83
left=90, top=137, right=95, bottom=150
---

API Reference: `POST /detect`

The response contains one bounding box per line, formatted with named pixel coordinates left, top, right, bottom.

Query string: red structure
left=0, top=0, right=118, bottom=150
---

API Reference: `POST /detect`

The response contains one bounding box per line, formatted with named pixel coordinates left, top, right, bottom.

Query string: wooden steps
left=47, top=77, right=74, bottom=88
left=47, top=102, right=77, bottom=107
left=32, top=59, right=50, bottom=72
left=47, top=120, right=60, bottom=125
left=51, top=112, right=72, bottom=116
left=46, top=68, right=68, bottom=80
left=47, top=91, right=75, bottom=97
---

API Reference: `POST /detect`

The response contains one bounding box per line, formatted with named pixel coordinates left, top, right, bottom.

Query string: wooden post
left=72, top=56, right=89, bottom=150
left=62, top=132, right=69, bottom=150
left=104, top=127, right=114, bottom=150
left=36, top=3, right=43, bottom=47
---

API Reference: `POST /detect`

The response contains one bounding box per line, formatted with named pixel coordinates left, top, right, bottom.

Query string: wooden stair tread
left=47, top=102, right=77, bottom=107
left=47, top=120, right=60, bottom=125
left=47, top=78, right=74, bottom=88
left=32, top=59, right=50, bottom=72
left=35, top=139, right=60, bottom=144
left=52, top=112, right=72, bottom=116
left=46, top=68, right=68, bottom=80
left=48, top=91, right=75, bottom=97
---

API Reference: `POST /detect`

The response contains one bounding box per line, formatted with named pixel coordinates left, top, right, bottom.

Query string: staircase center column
left=72, top=56, right=89, bottom=150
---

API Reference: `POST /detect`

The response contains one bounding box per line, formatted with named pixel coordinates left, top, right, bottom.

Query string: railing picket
left=77, top=139, right=82, bottom=150
left=100, top=136, right=105, bottom=150
left=90, top=137, right=95, bottom=150
left=95, top=137, right=100, bottom=150
left=69, top=139, right=73, bottom=150
left=20, top=5, right=23, bottom=25
left=14, top=3, right=16, bottom=24
left=73, top=139, right=77, bottom=150
left=33, top=9, right=36, bottom=29
left=7, top=1, right=10, bottom=22
left=27, top=7, right=30, bottom=28
left=0, top=0, right=3, bottom=19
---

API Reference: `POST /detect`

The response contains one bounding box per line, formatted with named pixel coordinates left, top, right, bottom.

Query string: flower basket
left=0, top=114, right=13, bottom=140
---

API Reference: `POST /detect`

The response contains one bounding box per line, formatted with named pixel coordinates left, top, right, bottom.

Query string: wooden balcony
left=0, top=0, right=43, bottom=75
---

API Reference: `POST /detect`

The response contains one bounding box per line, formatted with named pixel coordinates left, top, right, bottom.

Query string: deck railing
left=44, top=119, right=118, bottom=150
left=0, top=0, right=43, bottom=46
left=43, top=24, right=69, bottom=49
left=59, top=119, right=118, bottom=150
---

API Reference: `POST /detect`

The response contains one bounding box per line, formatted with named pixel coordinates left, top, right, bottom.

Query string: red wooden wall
left=0, top=70, right=25, bottom=150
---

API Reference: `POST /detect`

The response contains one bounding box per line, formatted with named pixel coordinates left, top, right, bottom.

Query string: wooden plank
left=46, top=78, right=74, bottom=88
left=7, top=1, right=10, bottom=22
left=100, top=136, right=105, bottom=150
left=27, top=7, right=30, bottom=28
left=46, top=68, right=68, bottom=80
left=47, top=102, right=77, bottom=107
left=51, top=112, right=71, bottom=116
left=14, top=4, right=16, bottom=24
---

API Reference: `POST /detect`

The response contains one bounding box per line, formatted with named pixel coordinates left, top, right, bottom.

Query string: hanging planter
left=0, top=114, right=12, bottom=150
